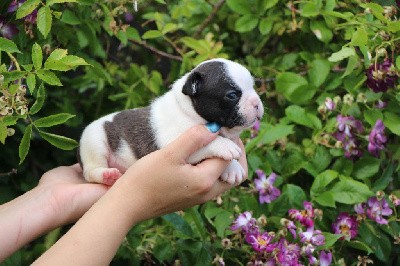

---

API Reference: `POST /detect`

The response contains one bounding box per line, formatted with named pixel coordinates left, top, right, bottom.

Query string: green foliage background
left=1, top=0, right=400, bottom=264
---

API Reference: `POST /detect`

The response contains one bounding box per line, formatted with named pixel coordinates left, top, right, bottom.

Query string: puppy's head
left=182, top=58, right=263, bottom=129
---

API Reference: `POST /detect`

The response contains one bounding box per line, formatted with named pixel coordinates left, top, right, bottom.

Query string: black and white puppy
left=78, top=58, right=263, bottom=186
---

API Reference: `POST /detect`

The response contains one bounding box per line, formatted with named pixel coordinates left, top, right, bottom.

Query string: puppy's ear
left=182, top=71, right=202, bottom=96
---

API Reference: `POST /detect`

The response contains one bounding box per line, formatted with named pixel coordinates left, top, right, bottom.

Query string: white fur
left=79, top=59, right=263, bottom=185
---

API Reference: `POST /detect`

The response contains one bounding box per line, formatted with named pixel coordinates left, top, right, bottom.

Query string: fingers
left=165, top=125, right=217, bottom=161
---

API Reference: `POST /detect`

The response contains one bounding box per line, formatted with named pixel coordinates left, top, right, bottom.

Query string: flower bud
left=257, top=214, right=267, bottom=226
left=356, top=93, right=367, bottom=103
left=221, top=238, right=232, bottom=249
left=376, top=191, right=385, bottom=200
left=7, top=127, right=15, bottom=136
left=343, top=94, right=354, bottom=105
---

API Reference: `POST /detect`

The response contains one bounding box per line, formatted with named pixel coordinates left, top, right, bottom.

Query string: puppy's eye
left=225, top=90, right=239, bottom=101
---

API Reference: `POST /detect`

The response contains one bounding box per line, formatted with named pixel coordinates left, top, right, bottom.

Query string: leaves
left=37, top=6, right=53, bottom=38
left=38, top=131, right=78, bottom=150
left=36, top=69, right=62, bottom=86
left=32, top=43, right=43, bottom=70
left=34, top=113, right=75, bottom=127
left=19, top=124, right=32, bottom=164
left=330, top=178, right=374, bottom=204
left=0, top=38, right=21, bottom=53
left=16, top=0, right=41, bottom=19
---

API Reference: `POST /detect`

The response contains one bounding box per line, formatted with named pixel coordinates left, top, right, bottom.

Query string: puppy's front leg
left=187, top=136, right=241, bottom=164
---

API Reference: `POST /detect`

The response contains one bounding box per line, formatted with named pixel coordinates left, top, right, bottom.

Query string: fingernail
left=206, top=122, right=221, bottom=133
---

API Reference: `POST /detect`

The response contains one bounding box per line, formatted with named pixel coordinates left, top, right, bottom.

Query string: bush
left=1, top=0, right=399, bottom=264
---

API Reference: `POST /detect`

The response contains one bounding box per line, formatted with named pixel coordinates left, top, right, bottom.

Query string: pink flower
left=319, top=251, right=332, bottom=266
left=246, top=232, right=276, bottom=252
left=254, top=170, right=281, bottom=204
left=366, top=59, right=397, bottom=93
left=368, top=120, right=387, bottom=157
left=289, top=201, right=315, bottom=228
left=331, top=212, right=358, bottom=240
left=366, top=197, right=393, bottom=225
left=230, top=211, right=259, bottom=239
left=325, top=97, right=335, bottom=111
left=276, top=238, right=301, bottom=266
left=300, top=227, right=325, bottom=246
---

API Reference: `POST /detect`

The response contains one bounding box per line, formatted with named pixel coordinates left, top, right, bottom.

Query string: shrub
left=1, top=0, right=399, bottom=264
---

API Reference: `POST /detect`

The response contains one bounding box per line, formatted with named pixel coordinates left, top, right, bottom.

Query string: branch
left=130, top=39, right=183, bottom=62
left=0, top=169, right=17, bottom=177
left=194, top=0, right=225, bottom=38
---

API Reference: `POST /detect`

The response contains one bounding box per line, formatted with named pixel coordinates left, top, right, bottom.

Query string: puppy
left=78, top=58, right=263, bottom=186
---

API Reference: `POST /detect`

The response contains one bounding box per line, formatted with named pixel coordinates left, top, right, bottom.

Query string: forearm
left=32, top=177, right=141, bottom=266
left=0, top=187, right=57, bottom=261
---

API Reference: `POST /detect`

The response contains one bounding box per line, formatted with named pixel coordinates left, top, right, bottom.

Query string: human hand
left=115, top=125, right=248, bottom=224
left=38, top=164, right=108, bottom=226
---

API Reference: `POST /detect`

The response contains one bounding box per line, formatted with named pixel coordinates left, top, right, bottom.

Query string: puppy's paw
left=86, top=167, right=122, bottom=186
left=220, top=160, right=246, bottom=185
left=215, top=138, right=242, bottom=161
left=102, top=168, right=122, bottom=186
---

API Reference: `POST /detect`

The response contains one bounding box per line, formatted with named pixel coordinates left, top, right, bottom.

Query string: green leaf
left=126, top=26, right=140, bottom=41
left=30, top=83, right=46, bottom=114
left=32, top=43, right=43, bottom=70
left=383, top=112, right=400, bottom=136
left=19, top=124, right=32, bottom=164
left=226, top=0, right=251, bottom=14
left=373, top=162, right=396, bottom=192
left=142, top=30, right=163, bottom=39
left=262, top=123, right=294, bottom=145
left=330, top=178, right=374, bottom=204
left=308, top=59, right=330, bottom=87
left=26, top=73, right=36, bottom=93
left=301, top=2, right=319, bottom=17
left=314, top=191, right=336, bottom=207
left=235, top=15, right=259, bottom=33
left=388, top=20, right=400, bottom=33
left=345, top=240, right=373, bottom=255
left=45, top=55, right=89, bottom=71
left=310, top=20, right=333, bottom=43
left=275, top=72, right=314, bottom=104
left=34, top=113, right=75, bottom=128
left=350, top=27, right=368, bottom=46
left=162, top=213, right=193, bottom=237
left=16, top=0, right=40, bottom=19
left=38, top=131, right=78, bottom=150
left=310, top=170, right=339, bottom=197
left=258, top=17, right=274, bottom=35
left=37, top=6, right=52, bottom=38
left=361, top=3, right=387, bottom=22
left=1, top=71, right=26, bottom=83
left=270, top=184, right=306, bottom=216
left=341, top=55, right=359, bottom=78
left=320, top=233, right=342, bottom=249
left=47, top=48, right=68, bottom=61
left=328, top=47, right=356, bottom=62
left=352, top=157, right=381, bottom=180
left=285, top=105, right=322, bottom=129
left=47, top=0, right=77, bottom=5
left=60, top=9, right=80, bottom=25
left=0, top=38, right=21, bottom=53
left=0, top=122, right=7, bottom=144
left=36, top=69, right=62, bottom=86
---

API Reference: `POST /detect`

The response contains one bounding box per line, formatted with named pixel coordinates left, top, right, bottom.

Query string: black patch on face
left=104, top=107, right=158, bottom=159
left=182, top=61, right=245, bottom=128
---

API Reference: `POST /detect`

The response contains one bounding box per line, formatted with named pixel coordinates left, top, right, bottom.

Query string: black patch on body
left=104, top=107, right=158, bottom=159
left=182, top=61, right=245, bottom=128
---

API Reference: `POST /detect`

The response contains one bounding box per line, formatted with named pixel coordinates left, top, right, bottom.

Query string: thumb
left=165, top=125, right=217, bottom=161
